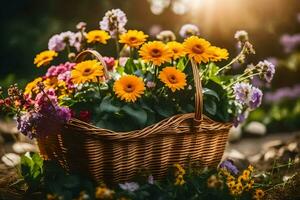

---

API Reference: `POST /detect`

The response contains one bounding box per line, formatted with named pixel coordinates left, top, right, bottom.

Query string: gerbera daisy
left=207, top=46, right=229, bottom=62
left=43, top=77, right=59, bottom=90
left=139, top=41, right=172, bottom=66
left=167, top=41, right=186, bottom=60
left=113, top=75, right=145, bottom=103
left=86, top=30, right=110, bottom=44
left=24, top=77, right=43, bottom=96
left=159, top=67, right=187, bottom=92
left=34, top=50, right=58, bottom=68
left=71, top=60, right=104, bottom=84
left=183, top=36, right=211, bottom=64
left=119, top=30, right=148, bottom=48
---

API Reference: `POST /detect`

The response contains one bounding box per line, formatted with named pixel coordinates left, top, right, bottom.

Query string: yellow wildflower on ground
left=183, top=36, right=211, bottom=64
left=86, top=30, right=110, bottom=44
left=139, top=41, right=173, bottom=66
left=119, top=30, right=148, bottom=48
left=95, top=186, right=114, bottom=199
left=113, top=75, right=145, bottom=103
left=34, top=50, right=57, bottom=68
left=167, top=41, right=186, bottom=60
left=71, top=60, right=104, bottom=84
left=158, top=67, right=187, bottom=92
left=253, top=189, right=265, bottom=200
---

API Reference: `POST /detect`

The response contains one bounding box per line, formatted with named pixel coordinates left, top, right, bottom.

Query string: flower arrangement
left=0, top=8, right=275, bottom=138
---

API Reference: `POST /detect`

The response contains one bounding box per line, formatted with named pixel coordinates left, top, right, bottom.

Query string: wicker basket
left=37, top=50, right=231, bottom=185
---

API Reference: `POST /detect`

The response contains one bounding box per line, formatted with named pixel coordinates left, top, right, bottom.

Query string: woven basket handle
left=191, top=60, right=203, bottom=126
left=75, top=49, right=109, bottom=79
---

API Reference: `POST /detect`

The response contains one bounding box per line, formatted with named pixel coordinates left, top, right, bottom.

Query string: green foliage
left=20, top=152, right=44, bottom=192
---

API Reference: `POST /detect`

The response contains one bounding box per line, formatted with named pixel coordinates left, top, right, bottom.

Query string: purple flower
left=280, top=34, right=300, bottom=53
left=48, top=34, right=66, bottom=52
left=100, top=9, right=127, bottom=38
left=179, top=24, right=199, bottom=38
left=249, top=87, right=263, bottom=109
left=233, top=112, right=248, bottom=127
left=233, top=82, right=252, bottom=105
left=17, top=112, right=43, bottom=139
left=146, top=81, right=156, bottom=88
left=233, top=82, right=263, bottom=110
left=264, top=84, right=300, bottom=103
left=257, top=60, right=276, bottom=83
left=70, top=32, right=84, bottom=52
left=219, top=160, right=239, bottom=175
left=56, top=106, right=71, bottom=122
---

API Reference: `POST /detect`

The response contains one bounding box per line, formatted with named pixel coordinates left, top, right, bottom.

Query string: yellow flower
left=183, top=36, right=211, bottom=64
left=234, top=182, right=243, bottom=195
left=119, top=30, right=148, bottom=48
left=95, top=186, right=114, bottom=199
left=167, top=41, right=186, bottom=60
left=139, top=41, right=173, bottom=66
left=43, top=77, right=59, bottom=90
left=207, top=46, right=229, bottom=62
left=24, top=77, right=43, bottom=96
left=34, top=50, right=57, bottom=68
left=86, top=30, right=110, bottom=44
left=174, top=163, right=186, bottom=176
left=113, top=75, right=145, bottom=103
left=175, top=174, right=185, bottom=186
left=71, top=60, right=104, bottom=84
left=253, top=189, right=265, bottom=200
left=159, top=67, right=187, bottom=92
left=227, top=181, right=235, bottom=189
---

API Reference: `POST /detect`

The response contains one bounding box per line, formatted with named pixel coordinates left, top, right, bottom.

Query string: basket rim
left=65, top=112, right=232, bottom=140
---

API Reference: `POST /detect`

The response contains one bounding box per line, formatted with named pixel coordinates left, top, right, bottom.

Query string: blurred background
left=0, top=1, right=300, bottom=198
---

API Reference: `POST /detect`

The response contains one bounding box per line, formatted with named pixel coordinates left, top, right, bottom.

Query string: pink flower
left=103, top=57, right=115, bottom=71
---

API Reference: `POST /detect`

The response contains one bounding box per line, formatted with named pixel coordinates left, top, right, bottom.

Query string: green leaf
left=124, top=58, right=136, bottom=74
left=204, top=99, right=217, bottom=115
left=177, top=58, right=186, bottom=71
left=154, top=103, right=174, bottom=118
left=63, top=175, right=80, bottom=189
left=99, top=96, right=120, bottom=114
left=203, top=88, right=220, bottom=101
left=122, top=104, right=147, bottom=127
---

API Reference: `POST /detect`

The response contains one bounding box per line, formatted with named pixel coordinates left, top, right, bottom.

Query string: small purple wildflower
left=280, top=34, right=300, bottom=53
left=249, top=87, right=263, bottom=109
left=233, top=82, right=252, bottom=105
left=233, top=112, right=247, bottom=127
left=257, top=60, right=276, bottom=83
left=219, top=160, right=239, bottom=175
left=48, top=34, right=66, bottom=52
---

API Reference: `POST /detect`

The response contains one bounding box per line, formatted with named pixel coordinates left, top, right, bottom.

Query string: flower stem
left=215, top=45, right=247, bottom=75
left=225, top=72, right=260, bottom=89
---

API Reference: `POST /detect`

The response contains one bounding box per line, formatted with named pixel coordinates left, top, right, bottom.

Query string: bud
left=68, top=52, right=76, bottom=60
left=76, top=22, right=87, bottom=31
left=234, top=30, right=249, bottom=43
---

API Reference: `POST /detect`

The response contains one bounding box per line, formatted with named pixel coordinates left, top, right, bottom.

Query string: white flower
left=179, top=24, right=199, bottom=38
left=234, top=30, right=249, bottom=42
left=119, top=182, right=139, bottom=192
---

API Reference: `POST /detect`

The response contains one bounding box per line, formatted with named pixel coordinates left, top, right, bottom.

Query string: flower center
left=82, top=68, right=93, bottom=76
left=168, top=75, right=178, bottom=84
left=192, top=44, right=204, bottom=54
left=94, top=35, right=101, bottom=40
left=151, top=49, right=162, bottom=58
left=124, top=84, right=135, bottom=92
left=129, top=37, right=137, bottom=43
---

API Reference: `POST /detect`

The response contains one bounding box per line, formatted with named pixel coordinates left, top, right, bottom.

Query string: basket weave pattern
left=37, top=50, right=231, bottom=184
